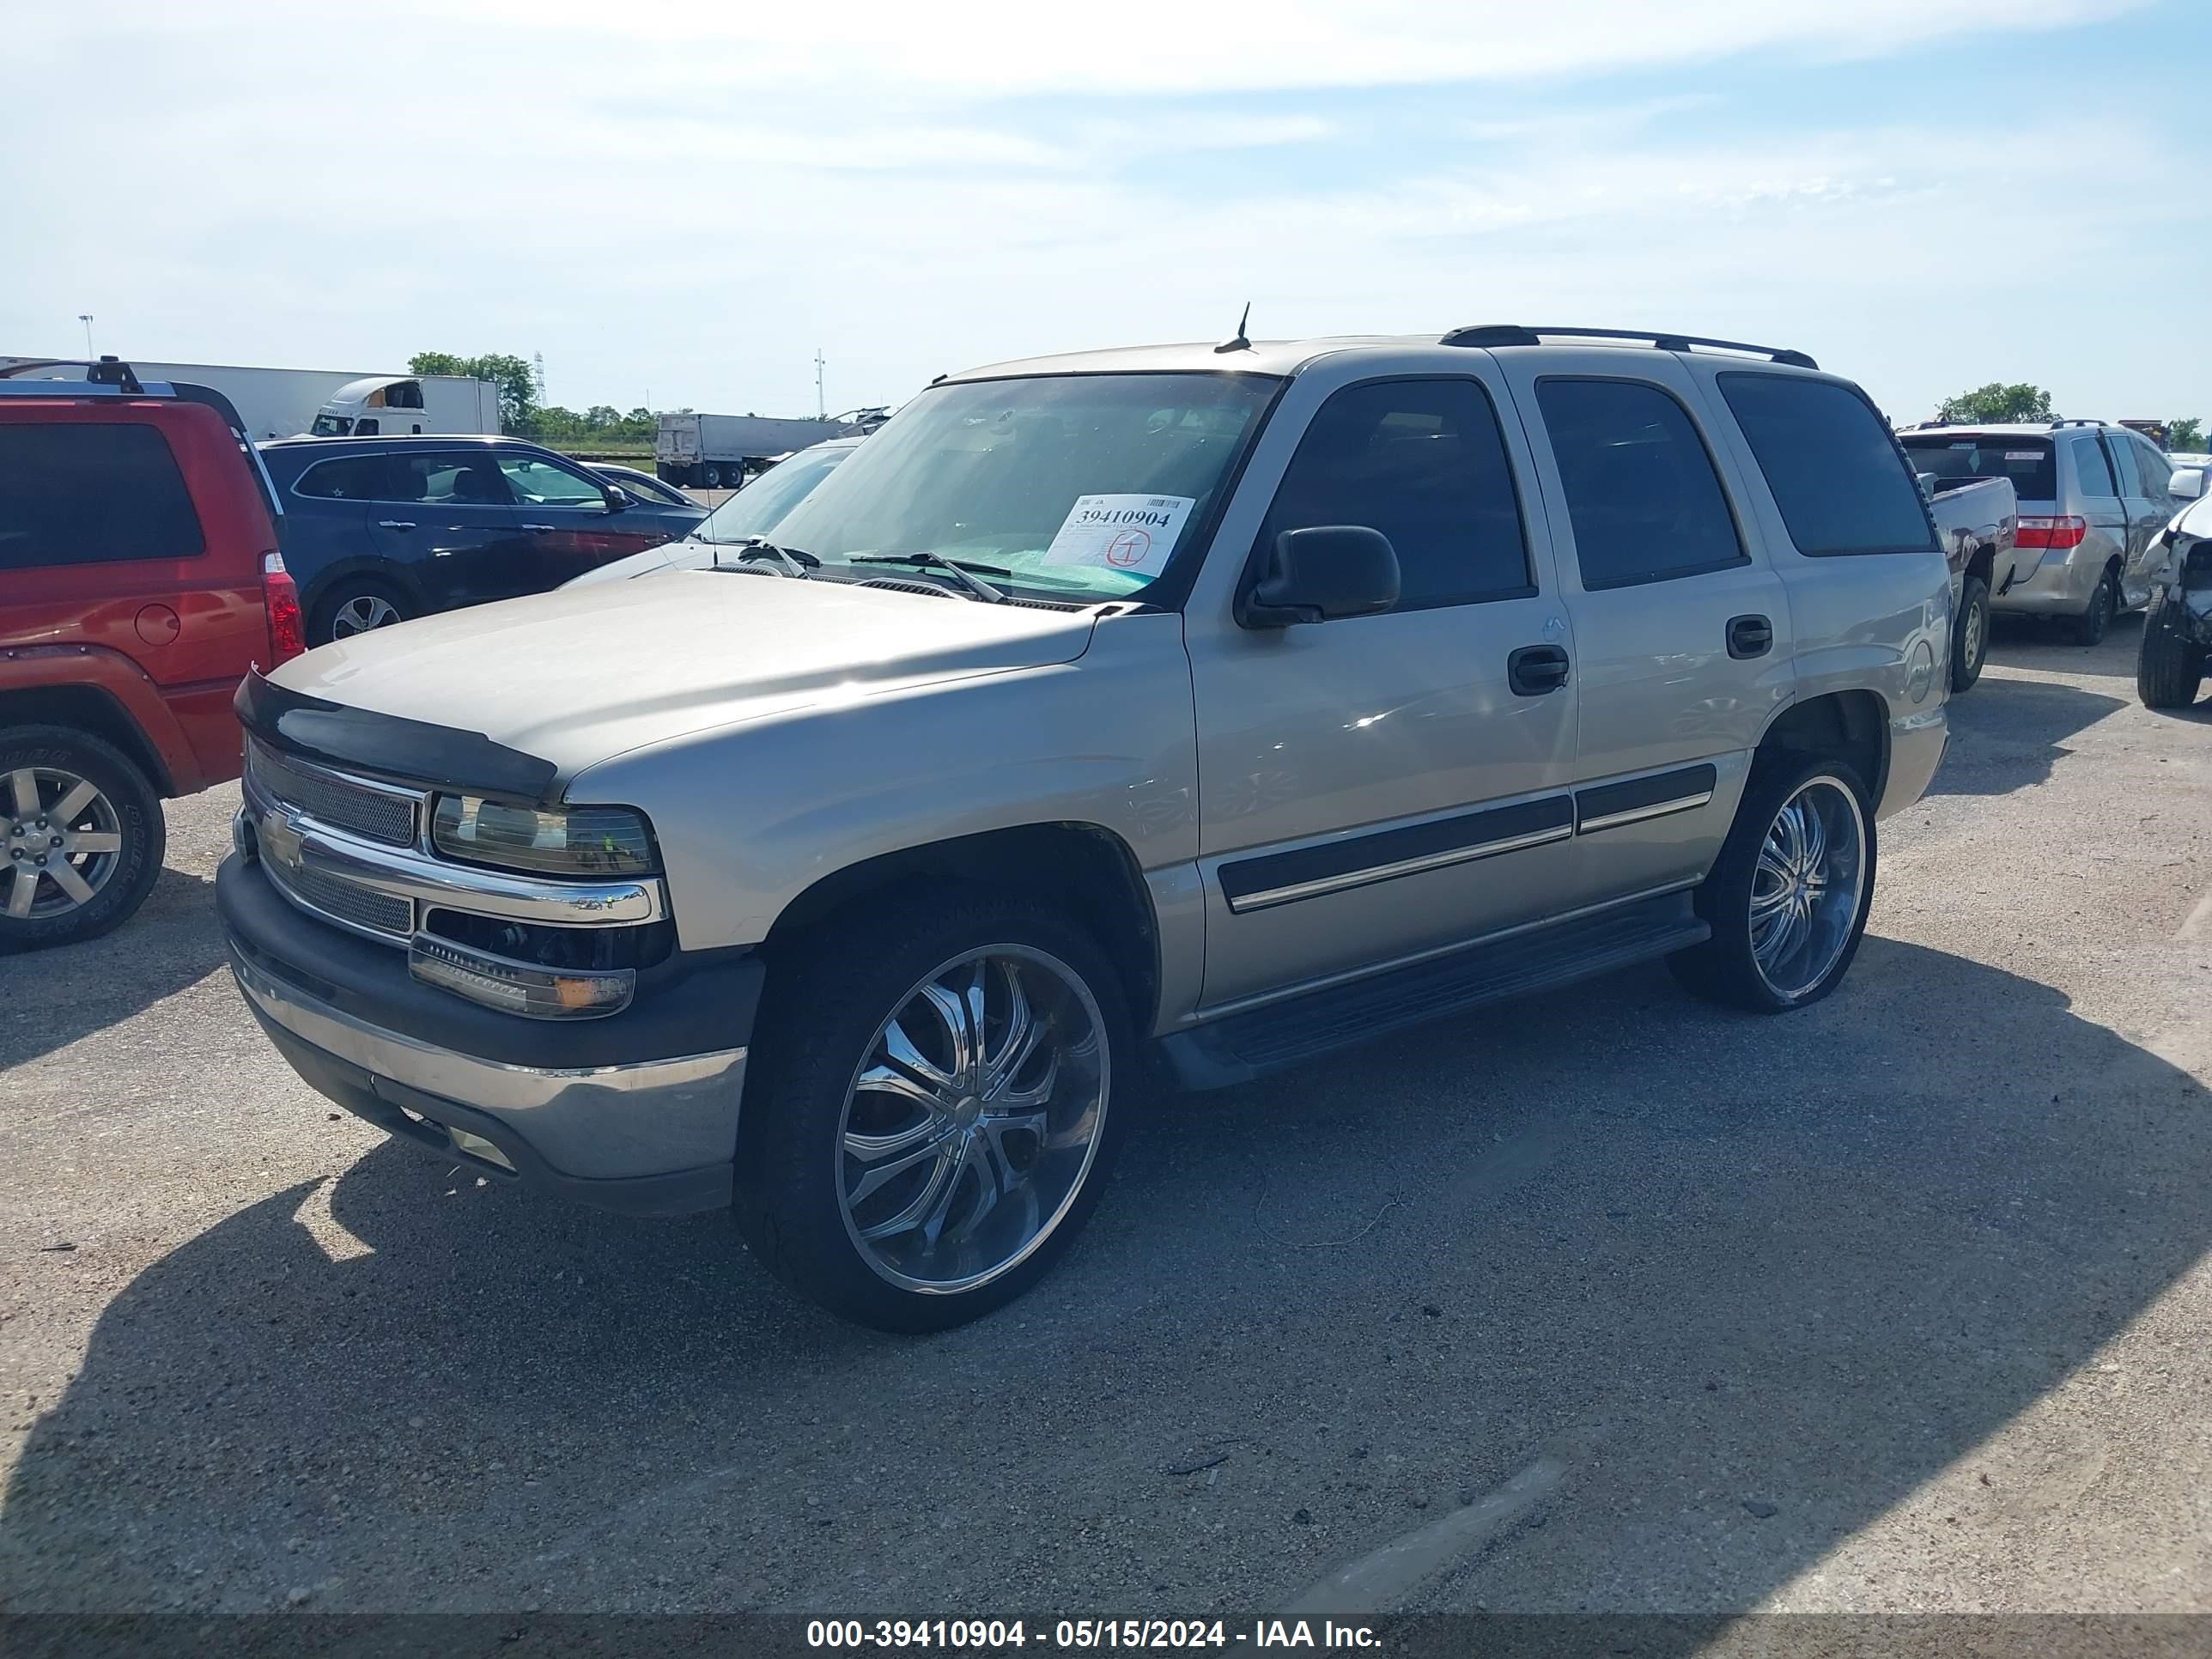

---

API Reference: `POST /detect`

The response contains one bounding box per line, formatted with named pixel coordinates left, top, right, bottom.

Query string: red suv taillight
left=262, top=551, right=305, bottom=665
left=2015, top=515, right=2087, bottom=550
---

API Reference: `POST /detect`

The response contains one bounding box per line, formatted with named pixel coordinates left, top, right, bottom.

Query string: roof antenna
left=1214, top=301, right=1252, bottom=354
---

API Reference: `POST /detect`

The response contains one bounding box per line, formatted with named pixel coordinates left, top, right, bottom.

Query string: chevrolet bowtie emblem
left=259, top=810, right=306, bottom=872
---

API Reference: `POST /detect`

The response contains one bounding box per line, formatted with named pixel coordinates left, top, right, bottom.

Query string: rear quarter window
left=1717, top=374, right=1935, bottom=556
left=0, top=422, right=205, bottom=569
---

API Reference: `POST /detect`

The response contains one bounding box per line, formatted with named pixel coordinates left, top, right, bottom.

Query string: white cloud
left=1, top=0, right=2199, bottom=425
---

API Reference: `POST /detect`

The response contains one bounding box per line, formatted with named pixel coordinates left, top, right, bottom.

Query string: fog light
left=410, top=933, right=635, bottom=1019
left=446, top=1126, right=517, bottom=1172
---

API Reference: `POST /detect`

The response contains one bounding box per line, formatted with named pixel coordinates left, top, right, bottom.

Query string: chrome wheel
left=1, top=767, right=125, bottom=921
left=838, top=945, right=1109, bottom=1293
left=1748, top=775, right=1866, bottom=1001
left=331, top=593, right=402, bottom=637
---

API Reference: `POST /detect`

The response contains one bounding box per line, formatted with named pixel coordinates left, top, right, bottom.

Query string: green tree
left=2169, top=417, right=2205, bottom=451
left=1935, top=382, right=2054, bottom=425
left=407, top=350, right=538, bottom=429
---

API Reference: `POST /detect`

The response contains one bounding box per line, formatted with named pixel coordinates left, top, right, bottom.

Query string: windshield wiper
left=847, top=551, right=1008, bottom=603
left=713, top=537, right=818, bottom=578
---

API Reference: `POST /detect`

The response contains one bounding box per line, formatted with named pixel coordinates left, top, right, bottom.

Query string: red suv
left=0, top=359, right=304, bottom=951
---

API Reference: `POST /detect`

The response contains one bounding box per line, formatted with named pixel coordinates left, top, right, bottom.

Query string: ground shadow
left=1927, top=676, right=2125, bottom=796
left=0, top=867, right=225, bottom=1070
left=3, top=939, right=2209, bottom=1637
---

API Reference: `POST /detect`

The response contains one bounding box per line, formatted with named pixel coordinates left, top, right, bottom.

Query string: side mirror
left=603, top=484, right=631, bottom=512
left=1241, top=526, right=1401, bottom=629
left=2172, top=467, right=2206, bottom=501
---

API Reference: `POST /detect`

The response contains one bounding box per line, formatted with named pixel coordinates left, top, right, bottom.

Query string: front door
left=1184, top=368, right=1581, bottom=1010
left=362, top=449, right=532, bottom=610
left=1492, top=354, right=1793, bottom=910
left=494, top=452, right=666, bottom=585
left=2114, top=433, right=2174, bottom=605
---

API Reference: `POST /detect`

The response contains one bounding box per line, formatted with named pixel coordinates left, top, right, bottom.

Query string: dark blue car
left=257, top=434, right=707, bottom=644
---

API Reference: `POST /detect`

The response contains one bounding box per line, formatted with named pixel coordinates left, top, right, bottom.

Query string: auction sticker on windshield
left=1042, top=494, right=1195, bottom=578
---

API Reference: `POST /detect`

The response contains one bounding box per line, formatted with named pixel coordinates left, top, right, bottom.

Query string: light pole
left=77, top=314, right=94, bottom=358
left=815, top=348, right=826, bottom=420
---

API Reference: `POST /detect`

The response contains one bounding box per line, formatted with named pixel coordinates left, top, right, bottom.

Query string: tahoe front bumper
left=218, top=854, right=757, bottom=1216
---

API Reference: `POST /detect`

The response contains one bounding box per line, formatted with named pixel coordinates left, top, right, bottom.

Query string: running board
left=1158, top=890, right=1709, bottom=1091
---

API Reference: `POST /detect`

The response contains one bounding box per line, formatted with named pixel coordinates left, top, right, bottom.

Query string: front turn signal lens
left=410, top=933, right=635, bottom=1019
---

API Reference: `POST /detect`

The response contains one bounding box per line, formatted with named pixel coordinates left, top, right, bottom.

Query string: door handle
left=1507, top=643, right=1571, bottom=696
left=376, top=520, right=416, bottom=531
left=1727, top=614, right=1773, bottom=659
left=521, top=523, right=557, bottom=532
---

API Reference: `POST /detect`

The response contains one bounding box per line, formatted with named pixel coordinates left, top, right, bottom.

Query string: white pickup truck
left=1916, top=471, right=2021, bottom=691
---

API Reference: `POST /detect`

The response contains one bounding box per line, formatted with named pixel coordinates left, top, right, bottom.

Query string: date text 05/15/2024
left=805, top=1620, right=1382, bottom=1650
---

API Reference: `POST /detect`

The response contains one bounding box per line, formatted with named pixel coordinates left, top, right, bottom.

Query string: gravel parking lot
left=3, top=616, right=2210, bottom=1619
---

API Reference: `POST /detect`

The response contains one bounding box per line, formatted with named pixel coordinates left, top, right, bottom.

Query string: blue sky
left=6, top=0, right=2208, bottom=424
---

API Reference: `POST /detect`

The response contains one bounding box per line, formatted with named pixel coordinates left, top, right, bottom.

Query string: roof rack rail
left=2048, top=417, right=2106, bottom=430
left=1438, top=324, right=1816, bottom=371
left=0, top=355, right=146, bottom=395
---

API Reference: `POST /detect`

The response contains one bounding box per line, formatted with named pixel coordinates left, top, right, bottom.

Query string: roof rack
left=2048, top=417, right=2106, bottom=430
left=1438, top=325, right=1817, bottom=371
left=0, top=354, right=146, bottom=395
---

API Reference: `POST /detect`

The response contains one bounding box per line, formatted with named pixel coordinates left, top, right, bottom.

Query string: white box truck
left=0, top=357, right=500, bottom=442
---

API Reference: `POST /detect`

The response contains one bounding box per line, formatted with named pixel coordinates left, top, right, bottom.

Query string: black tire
left=1668, top=755, right=1875, bottom=1014
left=1950, top=574, right=1990, bottom=692
left=2068, top=567, right=2117, bottom=646
left=733, top=887, right=1135, bottom=1333
left=307, top=578, right=411, bottom=647
left=702, top=463, right=726, bottom=489
left=0, top=725, right=167, bottom=954
left=2136, top=592, right=2207, bottom=709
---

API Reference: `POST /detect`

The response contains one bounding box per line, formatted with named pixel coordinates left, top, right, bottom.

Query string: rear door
left=1495, top=352, right=1794, bottom=910
left=0, top=410, right=261, bottom=690
left=362, top=449, right=532, bottom=610
left=494, top=451, right=669, bottom=586
left=2067, top=432, right=2130, bottom=591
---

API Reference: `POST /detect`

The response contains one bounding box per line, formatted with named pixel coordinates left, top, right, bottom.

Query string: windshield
left=1901, top=434, right=2057, bottom=503
left=307, top=413, right=351, bottom=437
left=693, top=446, right=855, bottom=544
left=760, top=373, right=1279, bottom=603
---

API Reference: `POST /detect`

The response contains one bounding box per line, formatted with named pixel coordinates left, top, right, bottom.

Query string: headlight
left=431, top=796, right=659, bottom=877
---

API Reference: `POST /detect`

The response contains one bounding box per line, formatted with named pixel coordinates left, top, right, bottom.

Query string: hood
left=272, top=571, right=1098, bottom=782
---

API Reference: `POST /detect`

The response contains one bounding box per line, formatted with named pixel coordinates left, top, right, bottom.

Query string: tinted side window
left=2104, top=434, right=2139, bottom=495
left=391, top=453, right=509, bottom=506
left=2136, top=440, right=2172, bottom=497
left=1717, top=373, right=1935, bottom=556
left=498, top=454, right=605, bottom=507
left=1258, top=378, right=1531, bottom=609
left=292, top=455, right=391, bottom=500
left=2072, top=435, right=2117, bottom=496
left=1535, top=379, right=1744, bottom=588
left=0, top=422, right=205, bottom=570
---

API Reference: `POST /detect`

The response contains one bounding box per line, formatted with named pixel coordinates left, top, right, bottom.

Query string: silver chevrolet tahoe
left=219, top=325, right=1954, bottom=1331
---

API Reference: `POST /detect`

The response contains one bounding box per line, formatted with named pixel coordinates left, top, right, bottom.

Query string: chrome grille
left=266, top=858, right=414, bottom=938
left=247, top=739, right=418, bottom=847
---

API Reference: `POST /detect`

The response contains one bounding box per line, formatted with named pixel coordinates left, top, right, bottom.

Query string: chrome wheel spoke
left=68, top=832, right=121, bottom=855
left=982, top=967, right=1036, bottom=1091
left=846, top=1124, right=959, bottom=1206
left=881, top=1016, right=959, bottom=1097
left=915, top=981, right=981, bottom=1084
left=854, top=1058, right=956, bottom=1116
left=1748, top=779, right=1867, bottom=998
left=5, top=769, right=37, bottom=822
left=990, top=1051, right=1060, bottom=1112
left=856, top=1148, right=963, bottom=1241
left=4, top=866, right=35, bottom=919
